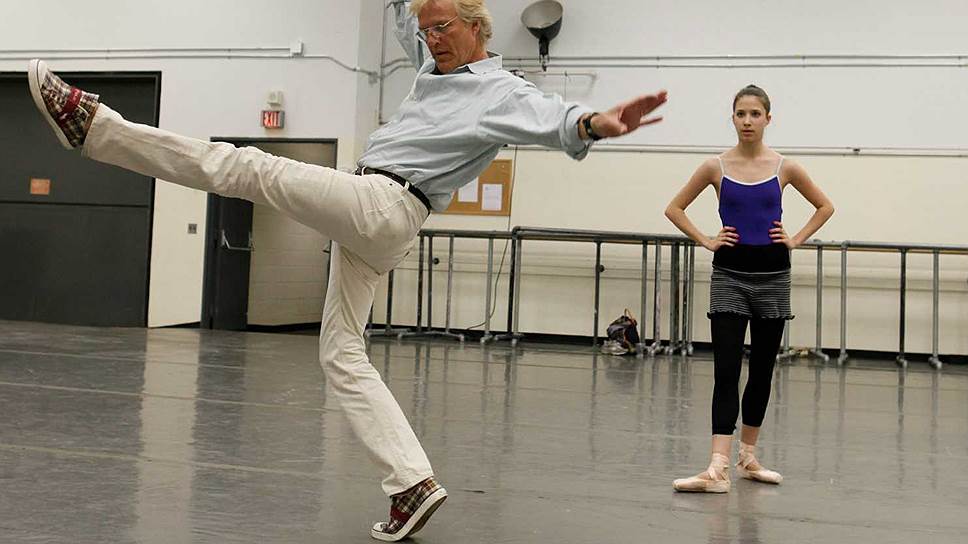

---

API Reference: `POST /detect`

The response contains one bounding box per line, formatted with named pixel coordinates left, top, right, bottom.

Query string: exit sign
left=262, top=110, right=285, bottom=129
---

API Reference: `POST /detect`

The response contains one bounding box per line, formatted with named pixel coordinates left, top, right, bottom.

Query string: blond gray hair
left=410, top=0, right=493, bottom=45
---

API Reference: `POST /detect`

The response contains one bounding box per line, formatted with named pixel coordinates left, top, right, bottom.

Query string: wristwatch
left=582, top=113, right=603, bottom=141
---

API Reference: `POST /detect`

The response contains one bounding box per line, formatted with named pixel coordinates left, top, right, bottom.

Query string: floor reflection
left=2, top=321, right=967, bottom=543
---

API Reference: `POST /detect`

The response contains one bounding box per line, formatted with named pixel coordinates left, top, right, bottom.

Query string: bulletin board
left=441, top=159, right=513, bottom=216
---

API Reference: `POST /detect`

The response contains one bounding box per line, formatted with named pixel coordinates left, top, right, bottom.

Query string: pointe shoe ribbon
left=736, top=443, right=783, bottom=484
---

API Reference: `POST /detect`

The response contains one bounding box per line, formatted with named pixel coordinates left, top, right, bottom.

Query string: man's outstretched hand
left=591, top=91, right=668, bottom=139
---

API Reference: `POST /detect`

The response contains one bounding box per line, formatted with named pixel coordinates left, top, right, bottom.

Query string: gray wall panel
left=0, top=204, right=151, bottom=326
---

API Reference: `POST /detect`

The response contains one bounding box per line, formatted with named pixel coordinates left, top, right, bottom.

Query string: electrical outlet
left=188, top=223, right=197, bottom=234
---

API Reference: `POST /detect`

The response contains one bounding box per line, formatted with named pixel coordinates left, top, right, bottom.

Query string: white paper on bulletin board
left=457, top=177, right=479, bottom=202
left=481, top=183, right=503, bottom=211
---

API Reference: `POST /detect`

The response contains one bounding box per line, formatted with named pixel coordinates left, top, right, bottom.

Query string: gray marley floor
left=0, top=320, right=966, bottom=543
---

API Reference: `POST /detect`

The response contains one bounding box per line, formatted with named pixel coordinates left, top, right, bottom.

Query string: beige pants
left=85, top=105, right=433, bottom=495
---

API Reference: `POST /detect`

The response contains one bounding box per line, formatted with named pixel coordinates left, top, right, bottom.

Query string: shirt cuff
left=560, top=105, right=595, bottom=160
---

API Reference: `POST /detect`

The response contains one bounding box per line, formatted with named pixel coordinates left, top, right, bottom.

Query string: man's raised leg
left=28, top=59, right=397, bottom=262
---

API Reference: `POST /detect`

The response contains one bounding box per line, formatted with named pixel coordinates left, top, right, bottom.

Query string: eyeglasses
left=416, top=16, right=460, bottom=42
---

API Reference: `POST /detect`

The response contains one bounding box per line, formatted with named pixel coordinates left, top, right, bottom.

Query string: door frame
left=200, top=137, right=338, bottom=330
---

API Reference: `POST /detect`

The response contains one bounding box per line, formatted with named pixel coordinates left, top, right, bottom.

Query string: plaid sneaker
left=28, top=59, right=100, bottom=149
left=370, top=477, right=448, bottom=542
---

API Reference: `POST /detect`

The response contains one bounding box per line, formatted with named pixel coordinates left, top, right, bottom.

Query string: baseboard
left=233, top=320, right=966, bottom=365
left=247, top=322, right=321, bottom=334
left=160, top=321, right=200, bottom=329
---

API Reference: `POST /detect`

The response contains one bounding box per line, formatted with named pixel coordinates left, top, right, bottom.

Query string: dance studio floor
left=0, top=320, right=966, bottom=543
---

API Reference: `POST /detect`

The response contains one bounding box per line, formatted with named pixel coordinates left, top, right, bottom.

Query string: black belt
left=356, top=166, right=431, bottom=213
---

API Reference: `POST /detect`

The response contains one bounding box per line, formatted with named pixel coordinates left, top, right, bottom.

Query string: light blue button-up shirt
left=357, top=2, right=593, bottom=212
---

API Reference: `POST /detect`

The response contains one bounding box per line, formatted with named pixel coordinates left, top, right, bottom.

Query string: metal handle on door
left=220, top=230, right=254, bottom=252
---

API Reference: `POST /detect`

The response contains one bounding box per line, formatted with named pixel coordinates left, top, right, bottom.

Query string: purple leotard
left=717, top=156, right=783, bottom=246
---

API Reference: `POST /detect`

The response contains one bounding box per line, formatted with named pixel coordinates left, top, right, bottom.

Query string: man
left=27, top=0, right=666, bottom=540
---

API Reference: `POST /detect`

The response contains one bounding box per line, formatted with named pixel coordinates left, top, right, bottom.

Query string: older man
left=27, top=0, right=666, bottom=540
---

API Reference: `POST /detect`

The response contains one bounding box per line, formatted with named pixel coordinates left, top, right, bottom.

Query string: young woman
left=664, top=85, right=834, bottom=492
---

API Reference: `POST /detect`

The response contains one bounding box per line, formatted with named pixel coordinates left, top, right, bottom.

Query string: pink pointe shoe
left=673, top=452, right=731, bottom=493
left=736, top=442, right=783, bottom=484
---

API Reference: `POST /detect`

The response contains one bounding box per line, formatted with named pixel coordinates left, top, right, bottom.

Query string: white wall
left=372, top=1, right=968, bottom=356
left=0, top=0, right=381, bottom=327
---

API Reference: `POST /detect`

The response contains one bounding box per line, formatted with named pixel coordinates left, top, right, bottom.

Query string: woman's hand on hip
left=770, top=221, right=798, bottom=249
left=704, top=226, right=738, bottom=252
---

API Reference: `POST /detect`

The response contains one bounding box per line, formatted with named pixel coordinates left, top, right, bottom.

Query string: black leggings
left=710, top=314, right=785, bottom=435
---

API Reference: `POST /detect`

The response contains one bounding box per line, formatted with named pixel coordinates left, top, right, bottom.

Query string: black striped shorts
left=708, top=266, right=793, bottom=320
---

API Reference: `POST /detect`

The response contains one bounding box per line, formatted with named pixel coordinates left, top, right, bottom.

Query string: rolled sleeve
left=478, top=83, right=594, bottom=160
left=392, top=1, right=429, bottom=69
left=559, top=103, right=594, bottom=160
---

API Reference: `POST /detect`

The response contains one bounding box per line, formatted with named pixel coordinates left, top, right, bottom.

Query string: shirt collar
left=465, top=52, right=502, bottom=74
left=430, top=52, right=502, bottom=75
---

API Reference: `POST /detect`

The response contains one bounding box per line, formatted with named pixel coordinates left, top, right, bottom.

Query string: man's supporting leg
left=319, top=242, right=433, bottom=495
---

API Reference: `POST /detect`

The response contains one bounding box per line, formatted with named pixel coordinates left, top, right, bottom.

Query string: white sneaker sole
left=370, top=488, right=448, bottom=542
left=28, top=59, right=74, bottom=150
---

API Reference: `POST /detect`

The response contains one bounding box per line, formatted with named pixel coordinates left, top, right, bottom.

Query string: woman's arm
left=665, top=159, right=736, bottom=251
left=771, top=160, right=835, bottom=248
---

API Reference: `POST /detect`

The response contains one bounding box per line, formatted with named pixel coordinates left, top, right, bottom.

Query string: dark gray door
left=201, top=139, right=337, bottom=330
left=0, top=72, right=160, bottom=326
left=201, top=195, right=253, bottom=330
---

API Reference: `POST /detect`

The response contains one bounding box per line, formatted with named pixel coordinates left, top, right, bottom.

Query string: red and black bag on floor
left=604, top=309, right=640, bottom=355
